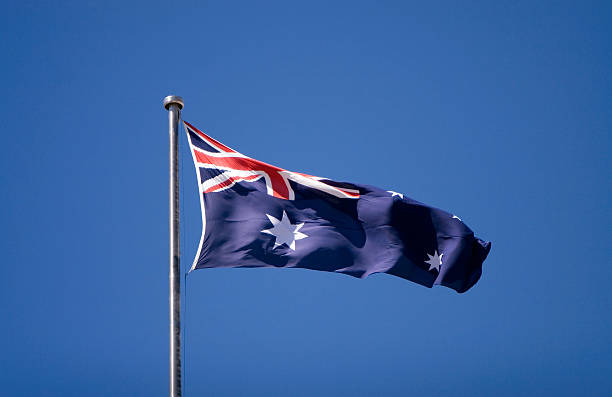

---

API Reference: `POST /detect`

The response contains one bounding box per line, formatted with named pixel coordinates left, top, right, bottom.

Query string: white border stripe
left=200, top=169, right=261, bottom=192
left=185, top=122, right=208, bottom=273
left=284, top=171, right=359, bottom=199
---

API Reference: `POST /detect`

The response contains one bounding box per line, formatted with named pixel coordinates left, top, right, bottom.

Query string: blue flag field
left=185, top=121, right=491, bottom=293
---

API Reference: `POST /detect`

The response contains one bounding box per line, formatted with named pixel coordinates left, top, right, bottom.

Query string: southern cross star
left=425, top=250, right=443, bottom=272
left=261, top=211, right=308, bottom=251
left=387, top=191, right=404, bottom=199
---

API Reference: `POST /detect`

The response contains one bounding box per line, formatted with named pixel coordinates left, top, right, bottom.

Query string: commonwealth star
left=261, top=211, right=308, bottom=251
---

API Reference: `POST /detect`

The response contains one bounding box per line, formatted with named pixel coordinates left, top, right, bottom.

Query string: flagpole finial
left=163, top=95, right=184, bottom=110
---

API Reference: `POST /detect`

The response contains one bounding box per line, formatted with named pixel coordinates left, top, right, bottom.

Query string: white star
left=425, top=250, right=443, bottom=272
left=261, top=211, right=308, bottom=251
left=387, top=190, right=404, bottom=199
left=452, top=215, right=462, bottom=221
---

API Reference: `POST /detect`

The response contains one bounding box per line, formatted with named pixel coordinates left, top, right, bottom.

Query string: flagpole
left=164, top=95, right=184, bottom=397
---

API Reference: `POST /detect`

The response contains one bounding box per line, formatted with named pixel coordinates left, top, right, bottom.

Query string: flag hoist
left=163, top=95, right=184, bottom=397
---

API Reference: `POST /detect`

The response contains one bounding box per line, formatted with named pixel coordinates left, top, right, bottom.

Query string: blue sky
left=1, top=1, right=610, bottom=396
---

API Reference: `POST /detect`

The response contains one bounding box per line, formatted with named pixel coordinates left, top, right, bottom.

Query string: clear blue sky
left=1, top=1, right=610, bottom=396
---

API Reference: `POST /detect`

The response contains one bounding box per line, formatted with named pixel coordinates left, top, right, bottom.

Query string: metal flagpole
left=164, top=95, right=184, bottom=397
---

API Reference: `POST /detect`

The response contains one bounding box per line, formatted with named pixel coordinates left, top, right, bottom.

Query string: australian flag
left=185, top=121, right=491, bottom=293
